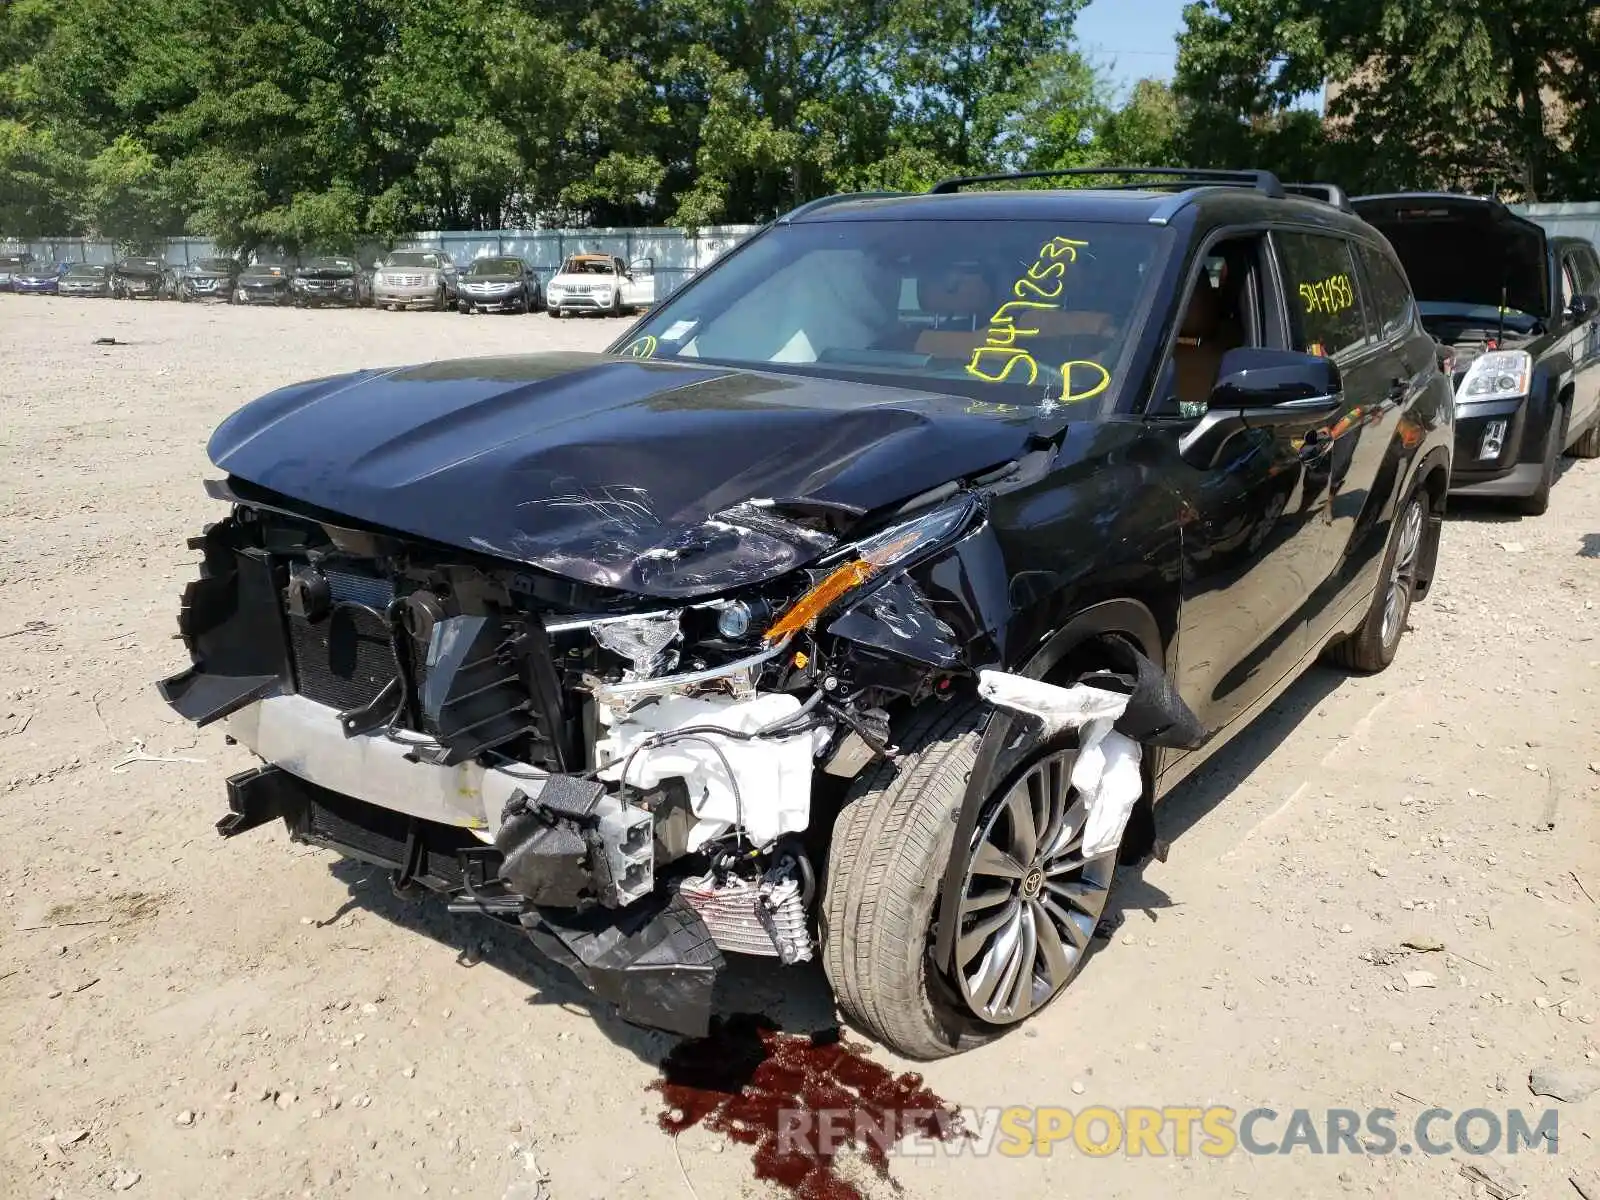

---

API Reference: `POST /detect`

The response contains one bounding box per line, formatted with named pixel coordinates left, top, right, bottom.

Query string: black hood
left=207, top=353, right=1042, bottom=599
left=1352, top=193, right=1550, bottom=317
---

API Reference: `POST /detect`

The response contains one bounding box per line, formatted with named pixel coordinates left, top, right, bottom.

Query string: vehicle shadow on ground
left=1579, top=533, right=1600, bottom=558
left=1444, top=458, right=1581, bottom=525
left=1103, top=665, right=1349, bottom=927
left=321, top=857, right=839, bottom=1066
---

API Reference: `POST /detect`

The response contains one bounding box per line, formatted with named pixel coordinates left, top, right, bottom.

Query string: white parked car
left=545, top=254, right=655, bottom=318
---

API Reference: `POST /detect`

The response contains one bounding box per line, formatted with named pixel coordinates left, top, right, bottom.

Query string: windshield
left=0, top=256, right=29, bottom=270
left=119, top=259, right=161, bottom=271
left=243, top=265, right=284, bottom=278
left=387, top=251, right=443, bottom=268
left=66, top=264, right=106, bottom=278
left=303, top=257, right=355, bottom=272
left=195, top=259, right=234, bottom=273
left=560, top=257, right=616, bottom=275
left=467, top=258, right=522, bottom=276
left=615, top=219, right=1165, bottom=404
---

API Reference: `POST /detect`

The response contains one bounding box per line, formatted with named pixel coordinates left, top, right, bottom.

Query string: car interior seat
left=912, top=270, right=993, bottom=359
left=1172, top=277, right=1245, bottom=408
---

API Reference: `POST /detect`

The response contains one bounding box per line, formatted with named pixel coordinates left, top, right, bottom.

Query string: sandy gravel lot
left=1, top=294, right=1598, bottom=1200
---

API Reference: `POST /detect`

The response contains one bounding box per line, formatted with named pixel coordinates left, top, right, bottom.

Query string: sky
left=1074, top=0, right=1190, bottom=94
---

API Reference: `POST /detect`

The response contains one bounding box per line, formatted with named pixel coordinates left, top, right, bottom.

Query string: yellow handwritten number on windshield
left=965, top=237, right=1108, bottom=402
left=620, top=335, right=657, bottom=359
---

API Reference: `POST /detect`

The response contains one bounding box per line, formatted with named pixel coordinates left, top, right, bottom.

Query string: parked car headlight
left=1456, top=350, right=1532, bottom=403
left=763, top=497, right=978, bottom=642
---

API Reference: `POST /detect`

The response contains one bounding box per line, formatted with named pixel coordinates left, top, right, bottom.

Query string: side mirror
left=1570, top=293, right=1597, bottom=320
left=1178, top=348, right=1344, bottom=469
left=628, top=257, right=654, bottom=276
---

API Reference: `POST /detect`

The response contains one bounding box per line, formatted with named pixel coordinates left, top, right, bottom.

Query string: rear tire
left=1518, top=408, right=1565, bottom=516
left=1324, top=491, right=1427, bottom=672
left=1568, top=414, right=1600, bottom=459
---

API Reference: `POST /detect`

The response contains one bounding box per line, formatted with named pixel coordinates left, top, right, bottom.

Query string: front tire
left=1567, top=413, right=1600, bottom=459
left=1518, top=407, right=1565, bottom=516
left=821, top=702, right=1116, bottom=1060
left=1324, top=491, right=1426, bottom=672
left=548, top=307, right=562, bottom=319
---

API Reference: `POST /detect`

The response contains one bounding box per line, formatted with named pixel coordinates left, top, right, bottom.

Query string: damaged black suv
left=159, top=168, right=1454, bottom=1060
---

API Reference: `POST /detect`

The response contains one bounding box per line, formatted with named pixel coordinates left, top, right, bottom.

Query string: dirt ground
left=1, top=294, right=1598, bottom=1200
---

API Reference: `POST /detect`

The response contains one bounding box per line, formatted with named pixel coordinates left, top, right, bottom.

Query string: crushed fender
left=977, top=671, right=1143, bottom=859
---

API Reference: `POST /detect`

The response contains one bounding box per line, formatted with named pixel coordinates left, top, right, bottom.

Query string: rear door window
left=1356, top=245, right=1416, bottom=342
left=1274, top=232, right=1368, bottom=358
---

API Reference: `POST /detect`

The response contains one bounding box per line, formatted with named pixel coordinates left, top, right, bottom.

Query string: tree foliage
left=1176, top=0, right=1600, bottom=200
left=0, top=0, right=1115, bottom=247
left=8, top=0, right=1596, bottom=251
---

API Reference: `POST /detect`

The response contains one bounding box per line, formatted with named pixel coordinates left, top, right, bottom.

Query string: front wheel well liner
left=929, top=598, right=1168, bottom=968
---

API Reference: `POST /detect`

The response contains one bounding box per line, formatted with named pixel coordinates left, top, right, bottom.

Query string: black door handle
left=1386, top=377, right=1408, bottom=401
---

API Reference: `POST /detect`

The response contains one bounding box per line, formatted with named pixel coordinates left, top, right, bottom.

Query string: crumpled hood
left=207, top=353, right=1041, bottom=598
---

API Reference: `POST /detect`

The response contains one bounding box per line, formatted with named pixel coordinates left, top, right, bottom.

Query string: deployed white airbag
left=977, top=671, right=1144, bottom=860
left=594, top=693, right=829, bottom=852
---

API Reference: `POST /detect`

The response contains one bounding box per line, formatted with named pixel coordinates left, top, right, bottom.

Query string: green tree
left=1174, top=0, right=1600, bottom=200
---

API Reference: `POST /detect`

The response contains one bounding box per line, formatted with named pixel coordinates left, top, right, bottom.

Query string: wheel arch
left=929, top=597, right=1168, bottom=968
left=1409, top=444, right=1450, bottom=600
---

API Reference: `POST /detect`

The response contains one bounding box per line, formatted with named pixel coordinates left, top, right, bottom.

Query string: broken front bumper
left=219, top=758, right=723, bottom=1037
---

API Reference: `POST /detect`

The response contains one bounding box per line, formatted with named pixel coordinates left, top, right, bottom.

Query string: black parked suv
left=157, top=168, right=1452, bottom=1059
left=1352, top=194, right=1600, bottom=514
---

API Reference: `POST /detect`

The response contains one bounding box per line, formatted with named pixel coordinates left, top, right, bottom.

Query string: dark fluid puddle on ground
left=652, top=1014, right=966, bottom=1199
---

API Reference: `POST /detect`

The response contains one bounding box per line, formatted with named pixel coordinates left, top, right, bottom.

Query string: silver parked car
left=372, top=250, right=458, bottom=311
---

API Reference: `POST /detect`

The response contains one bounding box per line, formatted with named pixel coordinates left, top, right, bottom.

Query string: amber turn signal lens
left=763, top=559, right=873, bottom=642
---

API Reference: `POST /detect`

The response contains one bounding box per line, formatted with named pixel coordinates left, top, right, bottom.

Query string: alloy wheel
left=952, top=750, right=1116, bottom=1025
left=1381, top=499, right=1425, bottom=648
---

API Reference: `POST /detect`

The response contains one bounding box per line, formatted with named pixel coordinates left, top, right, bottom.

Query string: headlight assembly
left=762, top=497, right=977, bottom=643
left=1456, top=350, right=1532, bottom=403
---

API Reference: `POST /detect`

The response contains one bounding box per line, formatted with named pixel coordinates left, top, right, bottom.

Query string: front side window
left=1275, top=232, right=1367, bottom=358
left=614, top=219, right=1168, bottom=407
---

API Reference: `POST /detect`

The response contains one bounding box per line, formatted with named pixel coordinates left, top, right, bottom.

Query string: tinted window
left=1561, top=246, right=1600, bottom=299
left=1357, top=245, right=1415, bottom=341
left=619, top=219, right=1166, bottom=405
left=1276, top=233, right=1367, bottom=357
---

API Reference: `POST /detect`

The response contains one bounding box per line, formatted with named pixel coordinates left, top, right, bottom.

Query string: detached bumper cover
left=219, top=760, right=725, bottom=1037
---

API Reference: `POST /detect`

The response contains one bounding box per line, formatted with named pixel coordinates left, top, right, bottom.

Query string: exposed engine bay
left=1419, top=315, right=1539, bottom=382
left=159, top=458, right=1203, bottom=1039
left=159, top=475, right=1005, bottom=1033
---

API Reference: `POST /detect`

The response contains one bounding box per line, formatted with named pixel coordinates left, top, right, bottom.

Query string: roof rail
left=1282, top=182, right=1353, bottom=212
left=776, top=191, right=906, bottom=223
left=926, top=166, right=1286, bottom=199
